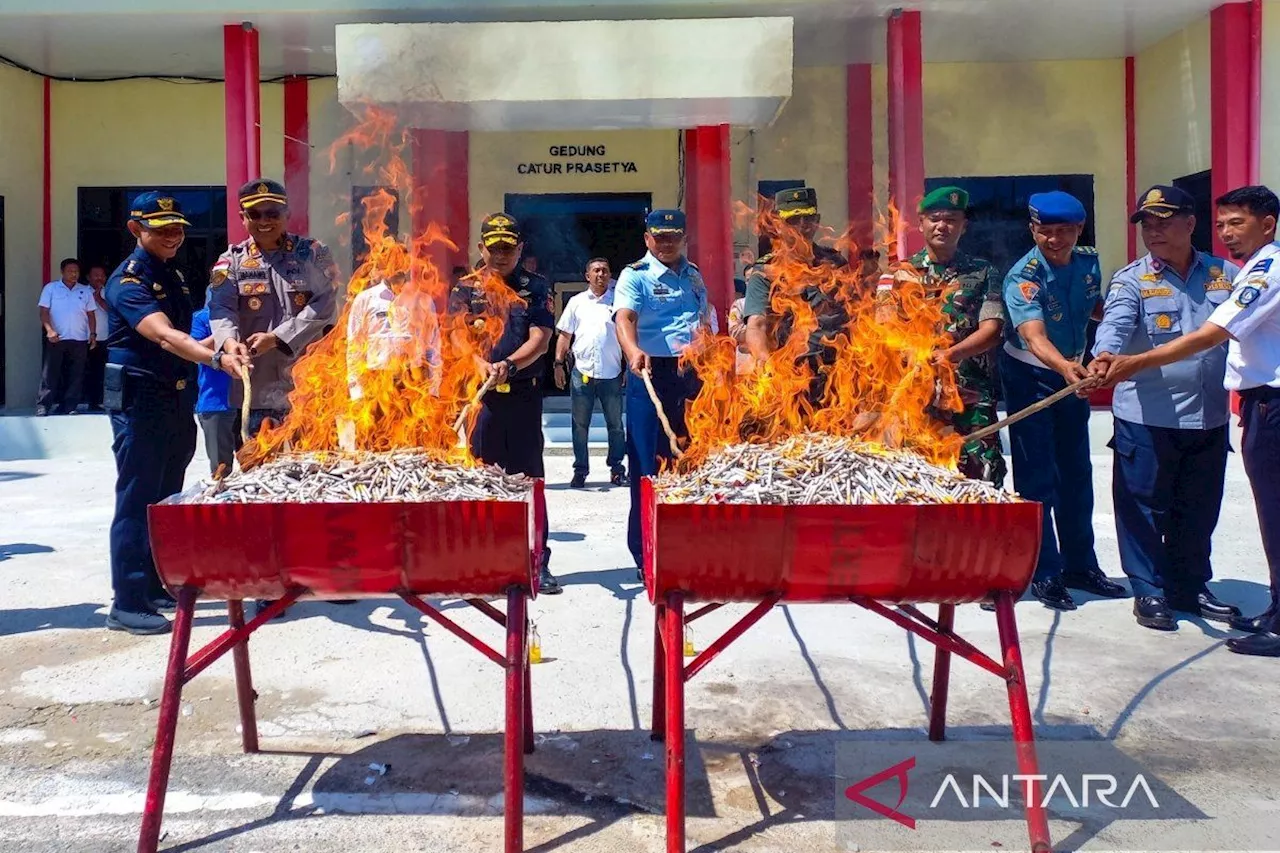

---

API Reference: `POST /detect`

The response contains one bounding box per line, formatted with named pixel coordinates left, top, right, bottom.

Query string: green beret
left=919, top=186, right=969, bottom=214
left=775, top=187, right=818, bottom=219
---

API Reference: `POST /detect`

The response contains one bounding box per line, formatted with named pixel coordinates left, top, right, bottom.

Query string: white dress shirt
left=557, top=286, right=623, bottom=379
left=346, top=281, right=440, bottom=400
left=1209, top=241, right=1280, bottom=390
left=38, top=281, right=94, bottom=341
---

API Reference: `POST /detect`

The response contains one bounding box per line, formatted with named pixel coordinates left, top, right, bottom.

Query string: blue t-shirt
left=191, top=308, right=231, bottom=414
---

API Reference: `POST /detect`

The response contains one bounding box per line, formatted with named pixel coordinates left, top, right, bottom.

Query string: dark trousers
left=84, top=343, right=108, bottom=408
left=199, top=411, right=243, bottom=476
left=570, top=370, right=626, bottom=476
left=626, top=358, right=700, bottom=567
left=1001, top=353, right=1100, bottom=582
left=1111, top=418, right=1227, bottom=599
left=109, top=386, right=197, bottom=612
left=38, top=339, right=89, bottom=412
left=470, top=386, right=551, bottom=571
left=1241, top=388, right=1280, bottom=626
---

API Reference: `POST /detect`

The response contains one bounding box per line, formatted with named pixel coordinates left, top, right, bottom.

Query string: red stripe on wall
left=42, top=77, right=51, bottom=283
left=886, top=9, right=924, bottom=259
left=845, top=63, right=874, bottom=252
left=1125, top=56, right=1137, bottom=262
left=283, top=76, right=310, bottom=235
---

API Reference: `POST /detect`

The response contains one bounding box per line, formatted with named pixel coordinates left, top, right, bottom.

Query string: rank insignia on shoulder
left=1075, top=246, right=1098, bottom=255
left=1249, top=258, right=1273, bottom=275
left=152, top=283, right=163, bottom=292
left=121, top=276, right=141, bottom=285
left=517, top=289, right=531, bottom=299
left=520, top=276, right=529, bottom=286
left=211, top=269, right=228, bottom=286
left=1140, top=287, right=1173, bottom=298
left=1139, top=272, right=1161, bottom=282
left=125, top=260, right=139, bottom=274
left=175, top=270, right=185, bottom=282
left=1237, top=286, right=1261, bottom=307
left=628, top=261, right=649, bottom=271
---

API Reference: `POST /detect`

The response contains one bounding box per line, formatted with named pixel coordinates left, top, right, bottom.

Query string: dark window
left=1173, top=170, right=1213, bottom=253
left=352, top=186, right=401, bottom=270
left=503, top=192, right=652, bottom=285
left=756, top=179, right=805, bottom=258
left=924, top=175, right=1096, bottom=277
left=77, top=186, right=228, bottom=309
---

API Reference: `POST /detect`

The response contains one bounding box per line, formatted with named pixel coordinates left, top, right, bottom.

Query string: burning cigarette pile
left=656, top=434, right=1019, bottom=505
left=184, top=451, right=532, bottom=504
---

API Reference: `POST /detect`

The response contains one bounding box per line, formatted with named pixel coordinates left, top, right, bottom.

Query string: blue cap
left=1028, top=191, right=1086, bottom=226
left=646, top=209, right=686, bottom=234
left=129, top=192, right=192, bottom=228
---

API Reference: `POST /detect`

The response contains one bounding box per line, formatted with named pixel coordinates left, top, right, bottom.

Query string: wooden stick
left=453, top=372, right=499, bottom=439
left=965, top=377, right=1094, bottom=443
left=239, top=363, right=252, bottom=443
left=641, top=368, right=684, bottom=459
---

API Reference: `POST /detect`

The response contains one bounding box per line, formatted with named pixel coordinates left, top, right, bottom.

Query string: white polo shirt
left=1209, top=241, right=1280, bottom=390
left=37, top=281, right=94, bottom=341
left=557, top=286, right=623, bottom=379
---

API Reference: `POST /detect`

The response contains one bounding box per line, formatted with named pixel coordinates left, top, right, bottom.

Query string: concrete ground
left=2, top=413, right=1279, bottom=853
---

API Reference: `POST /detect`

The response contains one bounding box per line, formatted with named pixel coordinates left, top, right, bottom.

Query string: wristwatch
left=211, top=350, right=224, bottom=369
left=503, top=358, right=518, bottom=376
left=554, top=360, right=566, bottom=368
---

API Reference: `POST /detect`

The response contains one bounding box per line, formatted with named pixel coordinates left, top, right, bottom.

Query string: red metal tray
left=641, top=477, right=1040, bottom=604
left=148, top=480, right=544, bottom=600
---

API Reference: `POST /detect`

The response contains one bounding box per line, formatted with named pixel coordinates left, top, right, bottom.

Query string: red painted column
left=223, top=23, right=261, bottom=245
left=445, top=131, right=470, bottom=271
left=846, top=63, right=875, bottom=253
left=684, top=125, right=733, bottom=327
left=1125, top=56, right=1138, bottom=262
left=411, top=129, right=450, bottom=277
left=42, top=78, right=51, bottom=284
left=1210, top=1, right=1260, bottom=258
left=886, top=8, right=925, bottom=260
left=283, top=76, right=309, bottom=235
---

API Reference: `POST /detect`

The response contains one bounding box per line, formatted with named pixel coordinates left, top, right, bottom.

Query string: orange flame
left=674, top=198, right=964, bottom=471
left=242, top=106, right=523, bottom=466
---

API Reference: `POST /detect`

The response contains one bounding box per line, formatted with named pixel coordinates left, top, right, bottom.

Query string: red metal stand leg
left=928, top=603, right=955, bottom=742
left=994, top=591, right=1053, bottom=853
left=138, top=587, right=197, bottom=853
left=503, top=587, right=528, bottom=853
left=663, top=592, right=686, bottom=853
left=651, top=602, right=666, bottom=742
left=523, top=609, right=535, bottom=755
left=227, top=600, right=259, bottom=754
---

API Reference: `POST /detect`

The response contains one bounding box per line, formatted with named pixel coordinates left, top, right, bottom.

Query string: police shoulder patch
left=1237, top=286, right=1262, bottom=307
left=1018, top=280, right=1040, bottom=302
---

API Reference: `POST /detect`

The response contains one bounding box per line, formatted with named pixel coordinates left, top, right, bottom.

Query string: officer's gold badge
left=1155, top=314, right=1173, bottom=330
left=248, top=296, right=263, bottom=310
left=293, top=292, right=306, bottom=307
left=242, top=258, right=261, bottom=270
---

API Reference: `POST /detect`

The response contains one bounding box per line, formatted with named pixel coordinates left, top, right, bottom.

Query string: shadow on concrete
left=548, top=531, right=586, bottom=542
left=1208, top=577, right=1272, bottom=616
left=0, top=471, right=42, bottom=483
left=1, top=600, right=231, bottom=636
left=781, top=604, right=848, bottom=730
left=0, top=542, right=55, bottom=561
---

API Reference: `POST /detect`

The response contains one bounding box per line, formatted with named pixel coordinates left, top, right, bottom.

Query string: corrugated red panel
left=148, top=481, right=542, bottom=600
left=642, top=477, right=1040, bottom=604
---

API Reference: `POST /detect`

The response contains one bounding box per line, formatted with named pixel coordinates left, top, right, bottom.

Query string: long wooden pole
left=965, top=377, right=1094, bottom=444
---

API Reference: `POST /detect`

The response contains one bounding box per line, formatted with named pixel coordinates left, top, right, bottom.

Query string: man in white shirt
left=1095, top=185, right=1280, bottom=657
left=84, top=263, right=111, bottom=411
left=36, top=258, right=96, bottom=416
left=554, top=257, right=627, bottom=488
left=345, top=268, right=440, bottom=404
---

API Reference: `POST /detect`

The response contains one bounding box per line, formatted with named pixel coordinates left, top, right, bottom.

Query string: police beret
left=1029, top=191, right=1086, bottom=225
left=239, top=178, right=288, bottom=210
left=129, top=192, right=192, bottom=228
left=480, top=212, right=522, bottom=246
left=646, top=209, right=686, bottom=234
left=919, top=186, right=969, bottom=214
left=775, top=187, right=818, bottom=219
left=1130, top=185, right=1195, bottom=223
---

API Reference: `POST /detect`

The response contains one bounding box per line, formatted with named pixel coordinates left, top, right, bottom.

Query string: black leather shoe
left=611, top=471, right=630, bottom=487
left=1133, top=596, right=1176, bottom=631
left=1168, top=590, right=1242, bottom=623
left=106, top=607, right=172, bottom=635
left=1061, top=567, right=1127, bottom=598
left=1226, top=632, right=1280, bottom=657
left=1230, top=607, right=1277, bottom=634
left=570, top=472, right=587, bottom=489
left=539, top=568, right=563, bottom=595
left=1031, top=577, right=1077, bottom=611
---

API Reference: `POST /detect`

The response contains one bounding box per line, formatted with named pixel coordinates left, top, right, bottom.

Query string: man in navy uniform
left=103, top=193, right=249, bottom=634
left=615, top=209, right=718, bottom=573
left=1097, top=185, right=1280, bottom=656
left=450, top=213, right=561, bottom=594
left=209, top=178, right=339, bottom=438
left=1001, top=191, right=1127, bottom=611
left=1091, top=185, right=1243, bottom=630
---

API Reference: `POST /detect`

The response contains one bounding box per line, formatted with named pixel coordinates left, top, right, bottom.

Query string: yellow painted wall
left=1261, top=1, right=1280, bottom=189
left=1135, top=17, right=1211, bottom=193
left=0, top=65, right=44, bottom=407
left=922, top=59, right=1129, bottom=275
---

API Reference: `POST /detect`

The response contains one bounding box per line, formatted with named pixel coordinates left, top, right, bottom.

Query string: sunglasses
left=244, top=206, right=285, bottom=221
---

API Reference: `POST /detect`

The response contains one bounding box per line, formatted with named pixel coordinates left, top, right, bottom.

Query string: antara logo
left=845, top=757, right=1159, bottom=829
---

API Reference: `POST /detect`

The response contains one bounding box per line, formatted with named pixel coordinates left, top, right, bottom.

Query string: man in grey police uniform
left=1097, top=185, right=1280, bottom=656
left=209, top=179, right=340, bottom=438
left=1092, top=185, right=1243, bottom=631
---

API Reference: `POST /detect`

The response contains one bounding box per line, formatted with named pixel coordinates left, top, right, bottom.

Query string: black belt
left=1240, top=385, right=1280, bottom=401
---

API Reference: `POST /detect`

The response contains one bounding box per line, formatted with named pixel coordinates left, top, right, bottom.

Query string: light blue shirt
left=614, top=251, right=712, bottom=357
left=1003, top=246, right=1103, bottom=361
left=1092, top=252, right=1237, bottom=430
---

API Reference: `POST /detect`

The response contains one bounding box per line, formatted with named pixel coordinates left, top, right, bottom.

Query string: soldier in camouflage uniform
left=887, top=186, right=1007, bottom=487
left=742, top=186, right=848, bottom=400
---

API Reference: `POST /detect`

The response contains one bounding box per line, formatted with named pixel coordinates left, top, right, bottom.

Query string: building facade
left=0, top=0, right=1271, bottom=409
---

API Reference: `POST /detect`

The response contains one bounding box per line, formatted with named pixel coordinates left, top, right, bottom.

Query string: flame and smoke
left=241, top=107, right=521, bottom=467
left=673, top=200, right=965, bottom=471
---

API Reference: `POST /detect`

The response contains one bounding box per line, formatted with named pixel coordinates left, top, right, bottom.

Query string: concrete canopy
left=334, top=18, right=794, bottom=130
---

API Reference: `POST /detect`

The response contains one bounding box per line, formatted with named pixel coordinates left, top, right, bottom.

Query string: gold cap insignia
left=157, top=198, right=174, bottom=211
left=949, top=192, right=960, bottom=205
left=1146, top=189, right=1163, bottom=204
left=256, top=183, right=269, bottom=195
